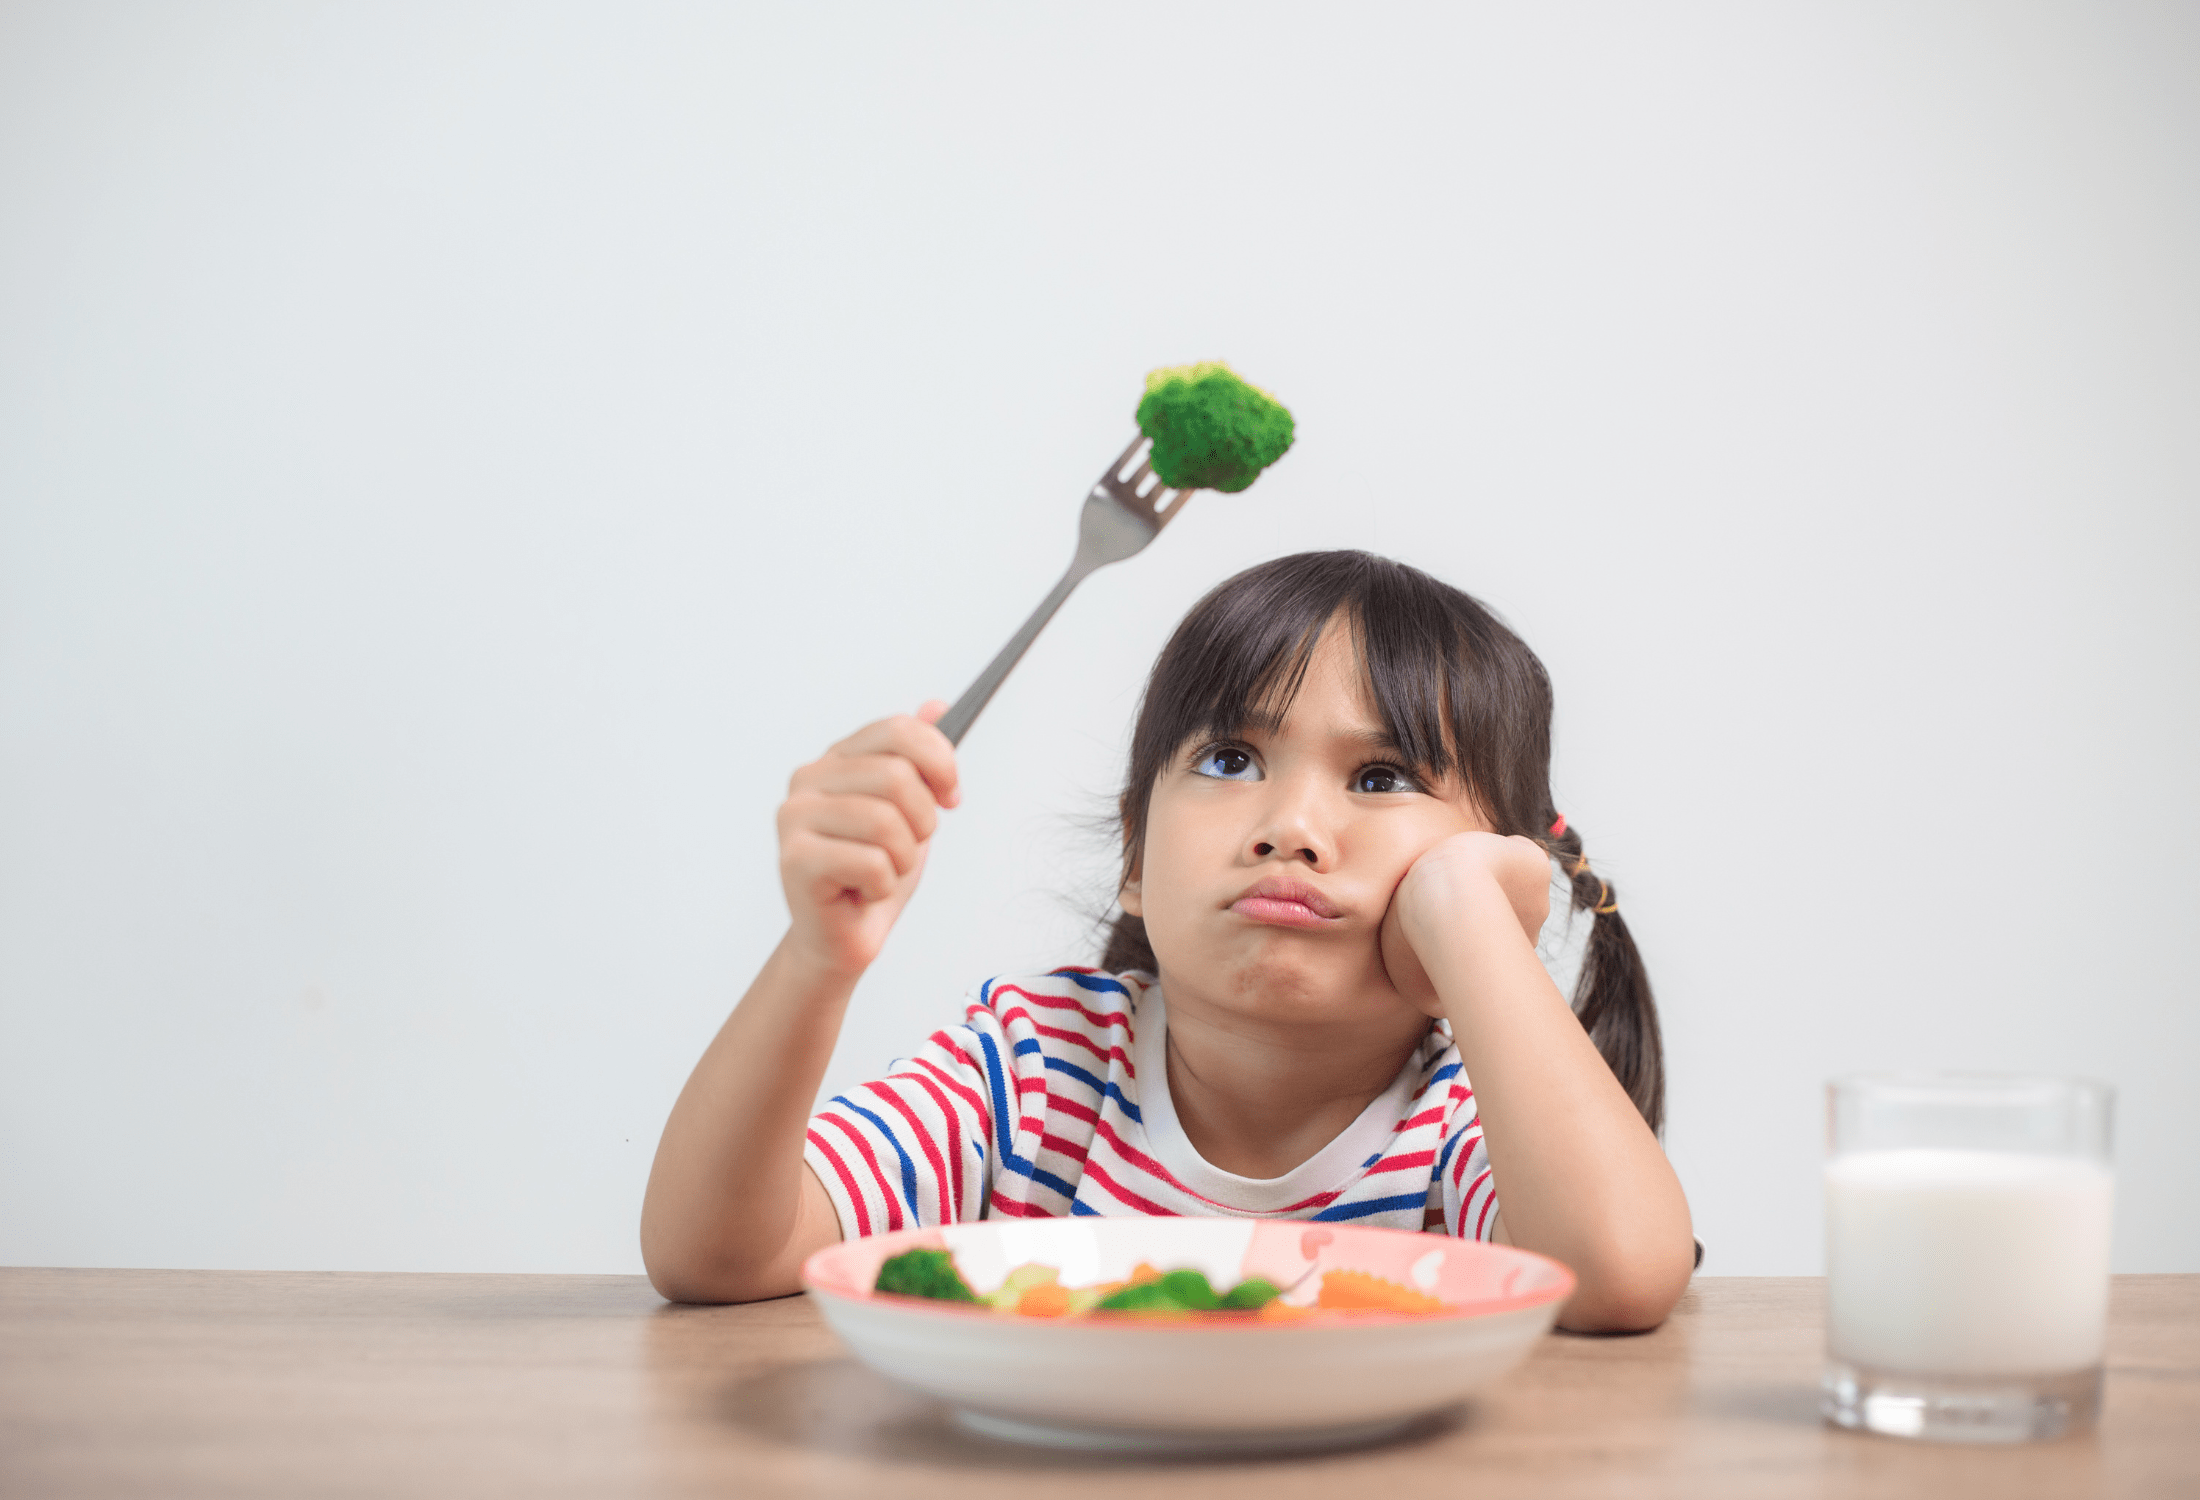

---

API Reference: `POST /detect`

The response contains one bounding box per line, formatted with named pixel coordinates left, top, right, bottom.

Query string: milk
left=1825, top=1149, right=2112, bottom=1375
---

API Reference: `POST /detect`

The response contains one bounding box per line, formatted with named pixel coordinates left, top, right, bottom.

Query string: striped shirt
left=803, top=967, right=1499, bottom=1240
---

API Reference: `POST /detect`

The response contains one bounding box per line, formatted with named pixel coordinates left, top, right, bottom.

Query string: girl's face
left=1119, top=620, right=1491, bottom=1023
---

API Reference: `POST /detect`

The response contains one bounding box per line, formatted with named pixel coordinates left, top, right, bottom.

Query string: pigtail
left=1547, top=822, right=1666, bottom=1136
left=1099, top=911, right=1157, bottom=976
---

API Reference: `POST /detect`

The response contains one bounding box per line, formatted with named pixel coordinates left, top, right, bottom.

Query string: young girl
left=642, top=550, right=1695, bottom=1331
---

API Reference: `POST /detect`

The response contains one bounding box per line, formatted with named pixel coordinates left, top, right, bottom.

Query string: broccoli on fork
left=1135, top=362, right=1295, bottom=494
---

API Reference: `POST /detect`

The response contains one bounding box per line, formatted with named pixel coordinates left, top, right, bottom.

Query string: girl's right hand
left=776, top=700, right=961, bottom=980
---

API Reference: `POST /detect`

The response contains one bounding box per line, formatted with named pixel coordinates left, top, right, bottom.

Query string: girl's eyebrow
left=1229, top=709, right=1404, bottom=755
left=1340, top=726, right=1405, bottom=754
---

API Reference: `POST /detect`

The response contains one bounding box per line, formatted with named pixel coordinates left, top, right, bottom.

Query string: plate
left=801, top=1215, right=1574, bottom=1452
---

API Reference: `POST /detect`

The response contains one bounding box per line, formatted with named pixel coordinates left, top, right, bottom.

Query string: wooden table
left=2, top=1270, right=2193, bottom=1498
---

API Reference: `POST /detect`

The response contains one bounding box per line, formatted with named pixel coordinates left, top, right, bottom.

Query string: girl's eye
left=1191, top=744, right=1261, bottom=781
left=1355, top=764, right=1419, bottom=795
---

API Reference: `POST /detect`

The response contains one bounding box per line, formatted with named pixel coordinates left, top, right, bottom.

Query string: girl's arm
left=1385, top=832, right=1695, bottom=1332
left=640, top=703, right=960, bottom=1304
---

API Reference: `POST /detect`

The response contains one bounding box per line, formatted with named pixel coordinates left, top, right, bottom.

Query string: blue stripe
left=1431, top=1061, right=1462, bottom=1085
left=996, top=1154, right=1080, bottom=1201
left=1053, top=970, right=1129, bottom=996
left=1437, top=1127, right=1472, bottom=1176
left=1362, top=1153, right=1381, bottom=1168
left=1311, top=1192, right=1430, bottom=1223
left=832, top=1094, right=919, bottom=1210
left=1104, top=1083, right=1143, bottom=1125
left=1042, top=1056, right=1104, bottom=1094
left=975, top=1030, right=1015, bottom=1163
left=1070, top=1198, right=1101, bottom=1216
left=1013, top=1037, right=1043, bottom=1057
left=1037, top=1056, right=1144, bottom=1125
left=971, top=1027, right=1074, bottom=1205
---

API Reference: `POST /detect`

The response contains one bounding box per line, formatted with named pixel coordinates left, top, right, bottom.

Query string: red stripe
left=1092, top=1118, right=1338, bottom=1215
left=1364, top=1149, right=1436, bottom=1175
left=1390, top=1105, right=1444, bottom=1134
left=1473, top=1182, right=1499, bottom=1241
left=1080, top=1157, right=1178, bottom=1216
left=1047, top=1093, right=1099, bottom=1126
left=1038, top=1130, right=1094, bottom=1163
left=990, top=982, right=1130, bottom=1035
left=1461, top=1163, right=1495, bottom=1233
left=903, top=1068, right=968, bottom=1217
left=819, top=1112, right=904, bottom=1232
left=909, top=1054, right=990, bottom=1131
left=805, top=1126, right=873, bottom=1238
left=994, top=1002, right=1139, bottom=1079
left=1451, top=1132, right=1484, bottom=1187
left=864, top=1080, right=948, bottom=1223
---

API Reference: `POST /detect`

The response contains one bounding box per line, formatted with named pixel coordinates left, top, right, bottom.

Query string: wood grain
left=1, top=1271, right=2193, bottom=1498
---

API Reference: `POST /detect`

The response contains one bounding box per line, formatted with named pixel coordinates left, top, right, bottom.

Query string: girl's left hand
left=1380, top=832, right=1552, bottom=1015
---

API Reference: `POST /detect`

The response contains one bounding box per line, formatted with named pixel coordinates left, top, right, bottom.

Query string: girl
left=642, top=551, right=1695, bottom=1331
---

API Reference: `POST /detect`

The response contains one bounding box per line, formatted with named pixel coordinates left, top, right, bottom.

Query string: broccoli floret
left=1096, top=1268, right=1224, bottom=1313
left=873, top=1248, right=979, bottom=1303
left=1134, top=362, right=1294, bottom=494
left=1218, top=1276, right=1282, bottom=1311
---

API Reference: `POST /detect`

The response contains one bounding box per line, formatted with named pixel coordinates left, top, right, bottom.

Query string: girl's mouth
left=1227, top=878, right=1344, bottom=930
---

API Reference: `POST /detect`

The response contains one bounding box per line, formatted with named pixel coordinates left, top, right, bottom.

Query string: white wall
left=2, top=2, right=2194, bottom=1276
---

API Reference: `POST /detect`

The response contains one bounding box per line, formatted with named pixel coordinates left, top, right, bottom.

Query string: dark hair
left=1097, top=550, right=1666, bottom=1134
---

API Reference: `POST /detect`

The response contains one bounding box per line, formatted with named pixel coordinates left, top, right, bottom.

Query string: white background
left=2, top=3, right=2195, bottom=1277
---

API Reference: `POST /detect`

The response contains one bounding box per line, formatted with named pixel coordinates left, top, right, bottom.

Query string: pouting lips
left=1229, top=877, right=1344, bottom=928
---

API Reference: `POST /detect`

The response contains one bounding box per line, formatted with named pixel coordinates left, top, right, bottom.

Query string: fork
left=934, top=433, right=1195, bottom=746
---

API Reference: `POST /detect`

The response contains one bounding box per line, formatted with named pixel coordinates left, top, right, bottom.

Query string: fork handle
left=936, top=557, right=1097, bottom=747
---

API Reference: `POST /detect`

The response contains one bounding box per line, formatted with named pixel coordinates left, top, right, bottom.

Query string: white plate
left=802, top=1215, right=1573, bottom=1452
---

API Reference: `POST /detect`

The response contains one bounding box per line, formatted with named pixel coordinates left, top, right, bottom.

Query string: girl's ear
left=1118, top=862, right=1143, bottom=918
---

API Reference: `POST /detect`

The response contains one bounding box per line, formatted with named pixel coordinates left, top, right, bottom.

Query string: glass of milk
left=1822, top=1073, right=2114, bottom=1443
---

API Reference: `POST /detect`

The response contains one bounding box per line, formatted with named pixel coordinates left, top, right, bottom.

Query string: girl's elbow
left=1557, top=1280, right=1681, bottom=1333
left=641, top=1226, right=787, bottom=1305
left=644, top=1248, right=793, bottom=1306
left=1556, top=1245, right=1694, bottom=1333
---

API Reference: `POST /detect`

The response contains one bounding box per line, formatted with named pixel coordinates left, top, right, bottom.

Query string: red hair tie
left=1548, top=815, right=1567, bottom=837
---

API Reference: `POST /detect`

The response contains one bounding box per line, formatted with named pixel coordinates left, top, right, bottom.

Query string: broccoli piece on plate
left=1134, top=362, right=1294, bottom=494
left=1096, top=1268, right=1225, bottom=1313
left=1219, top=1276, right=1282, bottom=1311
left=873, top=1248, right=979, bottom=1303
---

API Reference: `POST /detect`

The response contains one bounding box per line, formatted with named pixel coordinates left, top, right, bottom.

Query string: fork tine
left=1113, top=436, right=1151, bottom=485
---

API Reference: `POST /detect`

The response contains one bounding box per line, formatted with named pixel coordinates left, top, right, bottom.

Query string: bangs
left=1142, top=558, right=1471, bottom=788
left=1122, top=551, right=1554, bottom=842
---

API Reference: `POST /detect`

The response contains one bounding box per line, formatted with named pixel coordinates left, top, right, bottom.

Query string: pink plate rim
left=801, top=1221, right=1576, bottom=1330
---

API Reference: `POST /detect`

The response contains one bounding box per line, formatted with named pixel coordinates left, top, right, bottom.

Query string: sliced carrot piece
left=1316, top=1269, right=1446, bottom=1313
left=1015, top=1282, right=1072, bottom=1318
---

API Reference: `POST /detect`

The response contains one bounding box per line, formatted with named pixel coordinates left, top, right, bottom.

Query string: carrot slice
left=1015, top=1282, right=1072, bottom=1318
left=1316, top=1270, right=1446, bottom=1313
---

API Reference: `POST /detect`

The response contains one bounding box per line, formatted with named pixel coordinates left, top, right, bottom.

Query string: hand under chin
left=1379, top=898, right=1446, bottom=1018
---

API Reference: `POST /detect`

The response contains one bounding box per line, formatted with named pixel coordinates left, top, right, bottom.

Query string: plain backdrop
left=2, top=2, right=2195, bottom=1277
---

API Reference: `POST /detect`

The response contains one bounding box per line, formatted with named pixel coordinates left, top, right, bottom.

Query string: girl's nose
left=1250, top=801, right=1331, bottom=869
left=1252, top=838, right=1324, bottom=867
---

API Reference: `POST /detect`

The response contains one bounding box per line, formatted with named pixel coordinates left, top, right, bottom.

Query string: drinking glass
left=1821, top=1073, right=2114, bottom=1443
